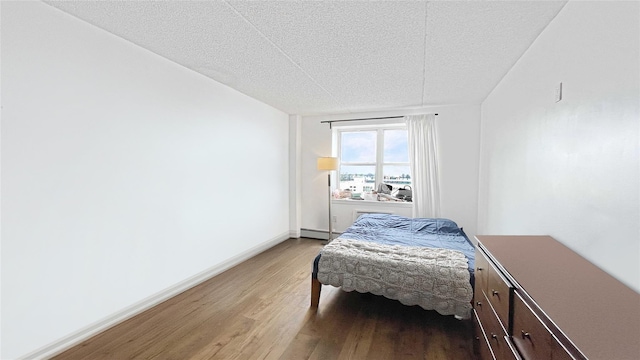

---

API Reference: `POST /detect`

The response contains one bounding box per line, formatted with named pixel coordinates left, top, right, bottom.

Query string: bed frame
left=310, top=277, right=321, bottom=308
left=308, top=214, right=476, bottom=317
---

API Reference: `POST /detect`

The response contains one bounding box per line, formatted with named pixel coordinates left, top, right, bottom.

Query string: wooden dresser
left=473, top=235, right=639, bottom=360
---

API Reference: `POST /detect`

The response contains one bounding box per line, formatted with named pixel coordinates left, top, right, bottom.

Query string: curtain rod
left=321, top=114, right=438, bottom=128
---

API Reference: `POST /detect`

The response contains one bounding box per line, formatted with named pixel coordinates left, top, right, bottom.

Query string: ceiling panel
left=228, top=1, right=427, bottom=112
left=45, top=1, right=568, bottom=115
left=423, top=1, right=568, bottom=105
left=45, top=0, right=346, bottom=114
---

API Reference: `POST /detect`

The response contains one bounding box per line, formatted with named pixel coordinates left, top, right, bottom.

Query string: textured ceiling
left=45, top=1, right=567, bottom=116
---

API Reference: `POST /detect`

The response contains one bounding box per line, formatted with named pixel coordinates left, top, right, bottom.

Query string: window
left=337, top=126, right=411, bottom=194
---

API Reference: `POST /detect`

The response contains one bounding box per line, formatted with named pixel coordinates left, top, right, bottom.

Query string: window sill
left=331, top=199, right=413, bottom=207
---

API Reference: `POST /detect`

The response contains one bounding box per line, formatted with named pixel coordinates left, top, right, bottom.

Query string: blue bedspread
left=313, top=213, right=475, bottom=280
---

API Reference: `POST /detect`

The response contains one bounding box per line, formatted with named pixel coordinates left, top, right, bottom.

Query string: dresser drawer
left=473, top=292, right=495, bottom=329
left=485, top=258, right=513, bottom=329
left=475, top=248, right=490, bottom=295
left=473, top=309, right=495, bottom=360
left=512, top=291, right=553, bottom=359
left=479, top=293, right=520, bottom=360
left=513, top=311, right=576, bottom=360
left=550, top=337, right=576, bottom=360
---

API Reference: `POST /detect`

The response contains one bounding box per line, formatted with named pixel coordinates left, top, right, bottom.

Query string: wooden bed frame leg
left=311, top=276, right=321, bottom=308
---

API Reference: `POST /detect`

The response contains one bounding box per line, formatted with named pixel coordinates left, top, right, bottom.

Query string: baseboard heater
left=300, top=228, right=343, bottom=240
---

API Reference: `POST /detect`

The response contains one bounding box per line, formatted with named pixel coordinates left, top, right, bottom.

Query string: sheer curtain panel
left=405, top=114, right=440, bottom=218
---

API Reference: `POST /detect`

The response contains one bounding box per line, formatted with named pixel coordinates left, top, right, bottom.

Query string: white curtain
left=405, top=114, right=440, bottom=218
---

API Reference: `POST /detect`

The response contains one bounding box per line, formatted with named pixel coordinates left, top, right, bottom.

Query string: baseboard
left=300, top=228, right=342, bottom=240
left=20, top=231, right=290, bottom=360
left=289, top=229, right=301, bottom=238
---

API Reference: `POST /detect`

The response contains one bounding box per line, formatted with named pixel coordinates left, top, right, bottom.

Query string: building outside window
left=337, top=125, right=411, bottom=195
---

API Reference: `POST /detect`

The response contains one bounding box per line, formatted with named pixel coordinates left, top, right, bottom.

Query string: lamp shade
left=317, top=157, right=338, bottom=171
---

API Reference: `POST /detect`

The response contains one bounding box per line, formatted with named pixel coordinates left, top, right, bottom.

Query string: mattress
left=312, top=213, right=476, bottom=318
left=313, top=213, right=475, bottom=279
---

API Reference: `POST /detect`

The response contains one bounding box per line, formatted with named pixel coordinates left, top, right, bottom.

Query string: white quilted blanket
left=317, top=238, right=473, bottom=319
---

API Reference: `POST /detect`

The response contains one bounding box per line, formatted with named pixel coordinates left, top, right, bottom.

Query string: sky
left=341, top=129, right=409, bottom=163
left=340, top=129, right=411, bottom=179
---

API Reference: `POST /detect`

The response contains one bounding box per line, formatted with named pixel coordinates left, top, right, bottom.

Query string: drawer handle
left=477, top=267, right=483, bottom=271
left=476, top=301, right=482, bottom=307
left=521, top=330, right=531, bottom=339
left=491, top=289, right=499, bottom=296
left=491, top=333, right=498, bottom=341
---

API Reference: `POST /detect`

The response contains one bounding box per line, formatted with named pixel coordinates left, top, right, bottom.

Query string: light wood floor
left=53, top=238, right=474, bottom=360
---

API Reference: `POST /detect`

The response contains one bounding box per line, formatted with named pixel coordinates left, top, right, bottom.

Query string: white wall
left=478, top=1, right=639, bottom=292
left=300, top=105, right=481, bottom=238
left=1, top=2, right=290, bottom=358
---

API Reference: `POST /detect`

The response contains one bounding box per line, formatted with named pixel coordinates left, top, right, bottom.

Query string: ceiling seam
left=478, top=0, right=571, bottom=105
left=223, top=1, right=350, bottom=113
left=421, top=2, right=428, bottom=107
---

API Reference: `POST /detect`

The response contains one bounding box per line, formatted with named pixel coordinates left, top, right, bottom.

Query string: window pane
left=341, top=131, right=376, bottom=163
left=383, top=165, right=411, bottom=187
left=383, top=129, right=409, bottom=163
left=339, top=165, right=376, bottom=193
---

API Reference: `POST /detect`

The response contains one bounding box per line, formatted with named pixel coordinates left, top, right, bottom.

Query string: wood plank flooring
left=53, top=238, right=475, bottom=360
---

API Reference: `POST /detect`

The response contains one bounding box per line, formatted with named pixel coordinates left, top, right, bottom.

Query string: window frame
left=335, top=123, right=411, bottom=193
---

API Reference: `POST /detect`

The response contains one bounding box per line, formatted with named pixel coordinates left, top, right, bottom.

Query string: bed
left=311, top=213, right=475, bottom=319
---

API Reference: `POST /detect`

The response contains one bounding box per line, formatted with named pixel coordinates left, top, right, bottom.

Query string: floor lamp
left=317, top=157, right=338, bottom=242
